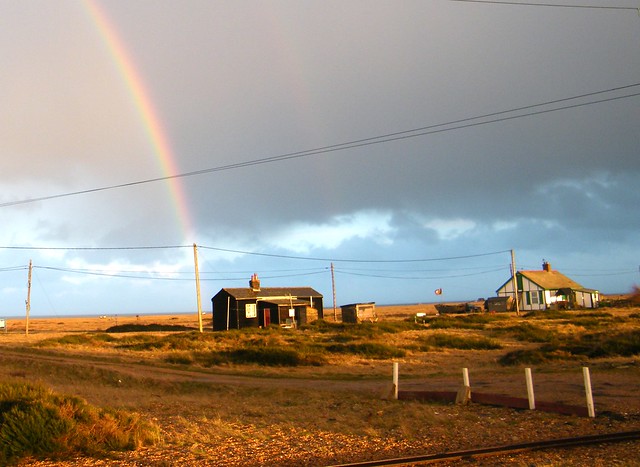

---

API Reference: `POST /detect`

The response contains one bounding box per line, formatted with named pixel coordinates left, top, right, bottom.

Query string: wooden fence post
left=525, top=368, right=535, bottom=410
left=462, top=367, right=470, bottom=387
left=456, top=367, right=472, bottom=404
left=392, top=362, right=399, bottom=400
left=583, top=367, right=595, bottom=418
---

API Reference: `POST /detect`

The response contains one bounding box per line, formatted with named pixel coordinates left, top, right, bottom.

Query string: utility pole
left=511, top=249, right=520, bottom=316
left=193, top=243, right=203, bottom=333
left=25, top=259, right=32, bottom=336
left=331, top=262, right=337, bottom=321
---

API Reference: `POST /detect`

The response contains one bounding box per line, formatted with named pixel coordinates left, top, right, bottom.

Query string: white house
left=496, top=261, right=599, bottom=311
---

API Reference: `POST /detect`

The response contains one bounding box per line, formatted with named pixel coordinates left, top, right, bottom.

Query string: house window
left=531, top=291, right=539, bottom=305
left=245, top=303, right=257, bottom=318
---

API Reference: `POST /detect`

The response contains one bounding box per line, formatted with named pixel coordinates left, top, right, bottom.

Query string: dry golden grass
left=1, top=301, right=639, bottom=466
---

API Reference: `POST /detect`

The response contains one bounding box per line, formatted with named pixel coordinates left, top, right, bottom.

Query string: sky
left=1, top=0, right=639, bottom=317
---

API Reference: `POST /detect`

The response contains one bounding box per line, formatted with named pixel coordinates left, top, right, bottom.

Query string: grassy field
left=0, top=302, right=639, bottom=465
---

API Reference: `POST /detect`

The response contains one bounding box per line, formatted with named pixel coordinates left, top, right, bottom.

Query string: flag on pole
left=434, top=288, right=443, bottom=295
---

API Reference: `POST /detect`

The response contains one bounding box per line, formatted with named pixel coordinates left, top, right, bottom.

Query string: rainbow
left=82, top=0, right=194, bottom=241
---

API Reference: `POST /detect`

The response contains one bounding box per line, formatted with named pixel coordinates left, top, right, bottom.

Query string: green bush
left=499, top=330, right=640, bottom=365
left=163, top=352, right=195, bottom=365
left=563, top=330, right=640, bottom=358
left=106, top=324, right=196, bottom=333
left=524, top=310, right=572, bottom=320
left=504, top=323, right=556, bottom=343
left=37, top=333, right=117, bottom=347
left=429, top=314, right=506, bottom=330
left=323, top=342, right=406, bottom=359
left=498, top=349, right=550, bottom=366
left=0, top=401, right=70, bottom=461
left=422, top=333, right=502, bottom=350
left=225, top=347, right=325, bottom=366
left=117, top=331, right=218, bottom=351
left=0, top=382, right=160, bottom=464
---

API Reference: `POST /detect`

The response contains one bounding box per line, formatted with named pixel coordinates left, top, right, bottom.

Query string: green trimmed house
left=496, top=261, right=599, bottom=311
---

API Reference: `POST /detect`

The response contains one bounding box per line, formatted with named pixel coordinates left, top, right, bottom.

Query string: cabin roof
left=214, top=287, right=322, bottom=300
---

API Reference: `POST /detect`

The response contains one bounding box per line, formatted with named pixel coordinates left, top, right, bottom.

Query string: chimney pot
left=542, top=261, right=551, bottom=272
left=249, top=273, right=261, bottom=291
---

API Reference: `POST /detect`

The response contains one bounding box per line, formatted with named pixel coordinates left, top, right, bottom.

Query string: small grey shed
left=341, top=302, right=377, bottom=323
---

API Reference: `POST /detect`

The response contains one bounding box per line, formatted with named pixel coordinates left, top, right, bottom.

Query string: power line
left=0, top=266, right=28, bottom=272
left=337, top=264, right=508, bottom=273
left=1, top=242, right=510, bottom=263
left=0, top=245, right=187, bottom=251
left=450, top=0, right=639, bottom=10
left=33, top=265, right=328, bottom=282
left=1, top=83, right=639, bottom=209
left=568, top=270, right=639, bottom=277
left=34, top=266, right=190, bottom=281
left=335, top=266, right=506, bottom=280
left=199, top=245, right=511, bottom=263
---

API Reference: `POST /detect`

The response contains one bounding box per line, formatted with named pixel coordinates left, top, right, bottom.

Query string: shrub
left=36, top=333, right=117, bottom=347
left=0, top=382, right=160, bottom=464
left=504, top=323, right=556, bottom=343
left=429, top=314, right=506, bottom=330
left=323, top=342, right=406, bottom=359
left=525, top=310, right=572, bottom=320
left=106, top=324, right=196, bottom=333
left=116, top=331, right=218, bottom=351
left=499, top=330, right=640, bottom=365
left=498, top=349, right=549, bottom=366
left=563, top=330, right=640, bottom=358
left=163, top=353, right=195, bottom=365
left=0, top=401, right=70, bottom=461
left=422, top=333, right=502, bottom=350
left=225, top=347, right=325, bottom=366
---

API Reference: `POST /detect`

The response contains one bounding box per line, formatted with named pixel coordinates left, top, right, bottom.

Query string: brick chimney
left=249, top=273, right=261, bottom=292
left=542, top=260, right=551, bottom=272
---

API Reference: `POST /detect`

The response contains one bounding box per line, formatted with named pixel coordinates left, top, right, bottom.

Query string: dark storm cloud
left=1, top=1, right=639, bottom=314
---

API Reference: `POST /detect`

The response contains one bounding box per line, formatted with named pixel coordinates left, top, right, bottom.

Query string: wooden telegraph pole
left=193, top=243, right=203, bottom=333
left=25, top=259, right=32, bottom=336
left=511, top=249, right=520, bottom=316
left=331, top=262, right=337, bottom=321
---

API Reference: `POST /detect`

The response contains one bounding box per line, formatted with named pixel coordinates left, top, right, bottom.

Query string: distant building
left=211, top=274, right=323, bottom=331
left=341, top=302, right=377, bottom=323
left=484, top=296, right=513, bottom=313
left=496, top=261, right=599, bottom=311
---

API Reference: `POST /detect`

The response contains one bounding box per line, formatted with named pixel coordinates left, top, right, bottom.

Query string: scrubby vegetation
left=106, top=323, right=196, bottom=333
left=421, top=333, right=502, bottom=351
left=499, top=329, right=640, bottom=365
left=33, top=308, right=640, bottom=371
left=0, top=382, right=160, bottom=464
left=428, top=313, right=508, bottom=330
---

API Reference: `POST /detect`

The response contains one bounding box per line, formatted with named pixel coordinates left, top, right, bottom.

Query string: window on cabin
left=245, top=303, right=257, bottom=318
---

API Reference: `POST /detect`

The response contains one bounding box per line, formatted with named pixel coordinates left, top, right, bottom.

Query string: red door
left=263, top=309, right=271, bottom=327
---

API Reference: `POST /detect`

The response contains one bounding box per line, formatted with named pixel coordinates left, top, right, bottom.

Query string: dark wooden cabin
left=211, top=274, right=324, bottom=331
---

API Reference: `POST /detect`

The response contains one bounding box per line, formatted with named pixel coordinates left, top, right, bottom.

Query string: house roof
left=213, top=287, right=323, bottom=300
left=518, top=270, right=585, bottom=291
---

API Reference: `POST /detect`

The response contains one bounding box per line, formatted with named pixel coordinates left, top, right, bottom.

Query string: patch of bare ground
left=1, top=303, right=639, bottom=466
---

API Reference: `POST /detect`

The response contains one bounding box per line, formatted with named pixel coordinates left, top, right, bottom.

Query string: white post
left=392, top=362, right=399, bottom=400
left=583, top=367, right=595, bottom=418
left=525, top=368, right=535, bottom=410
left=462, top=367, right=470, bottom=387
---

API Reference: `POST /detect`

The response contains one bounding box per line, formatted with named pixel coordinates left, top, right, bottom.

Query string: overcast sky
left=1, top=0, right=639, bottom=317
